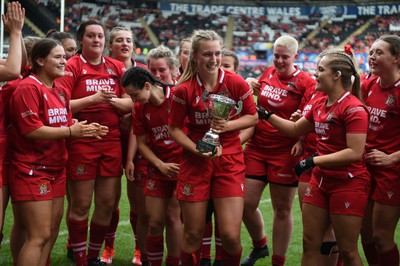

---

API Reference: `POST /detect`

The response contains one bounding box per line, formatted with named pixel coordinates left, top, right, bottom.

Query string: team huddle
left=0, top=2, right=400, bottom=266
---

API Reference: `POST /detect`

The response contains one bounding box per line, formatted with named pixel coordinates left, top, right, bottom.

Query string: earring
left=336, top=71, right=342, bottom=77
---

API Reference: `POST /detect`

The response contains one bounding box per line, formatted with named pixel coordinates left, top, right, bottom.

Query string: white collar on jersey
left=337, top=91, right=350, bottom=103
left=29, top=75, right=42, bottom=85
left=79, top=54, right=105, bottom=64
left=196, top=69, right=225, bottom=87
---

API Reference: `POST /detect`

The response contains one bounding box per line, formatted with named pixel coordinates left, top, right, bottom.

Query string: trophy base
left=196, top=140, right=218, bottom=155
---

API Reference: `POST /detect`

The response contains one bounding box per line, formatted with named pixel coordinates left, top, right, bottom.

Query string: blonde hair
left=320, top=47, right=361, bottom=100
left=274, top=35, right=298, bottom=55
left=178, top=30, right=223, bottom=85
left=147, top=44, right=178, bottom=71
left=106, top=26, right=135, bottom=57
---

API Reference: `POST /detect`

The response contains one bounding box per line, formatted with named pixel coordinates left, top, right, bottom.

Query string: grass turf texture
left=1, top=177, right=399, bottom=265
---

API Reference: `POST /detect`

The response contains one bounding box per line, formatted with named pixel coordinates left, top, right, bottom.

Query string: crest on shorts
left=385, top=94, right=395, bottom=107
left=304, top=185, right=313, bottom=197
left=76, top=164, right=86, bottom=175
left=387, top=190, right=394, bottom=199
left=39, top=182, right=50, bottom=195
left=182, top=184, right=194, bottom=196
left=147, top=179, right=157, bottom=191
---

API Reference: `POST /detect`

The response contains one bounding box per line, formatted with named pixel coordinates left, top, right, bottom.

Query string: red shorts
left=145, top=178, right=177, bottom=198
left=67, top=139, right=123, bottom=181
left=244, top=147, right=298, bottom=185
left=9, top=163, right=66, bottom=202
left=176, top=150, right=245, bottom=202
left=368, top=164, right=400, bottom=205
left=303, top=170, right=370, bottom=217
left=132, top=155, right=148, bottom=187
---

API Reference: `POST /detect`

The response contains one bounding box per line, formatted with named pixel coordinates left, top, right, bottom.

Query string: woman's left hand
left=211, top=117, right=230, bottom=134
left=366, top=149, right=394, bottom=166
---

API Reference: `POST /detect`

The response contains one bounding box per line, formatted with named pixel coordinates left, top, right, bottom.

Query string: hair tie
left=344, top=44, right=352, bottom=55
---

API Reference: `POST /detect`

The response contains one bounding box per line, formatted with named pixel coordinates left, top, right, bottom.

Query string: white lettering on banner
left=265, top=7, right=301, bottom=16
left=191, top=4, right=225, bottom=14
left=194, top=111, right=212, bottom=125
left=358, top=5, right=400, bottom=15
left=170, top=3, right=190, bottom=12
left=226, top=6, right=264, bottom=16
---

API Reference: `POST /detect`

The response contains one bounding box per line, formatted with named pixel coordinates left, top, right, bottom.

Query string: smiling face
left=62, top=38, right=77, bottom=60
left=193, top=40, right=221, bottom=77
left=109, top=30, right=134, bottom=61
left=80, top=25, right=105, bottom=57
left=314, top=56, right=336, bottom=93
left=369, top=40, right=398, bottom=76
left=148, top=57, right=174, bottom=84
left=221, top=55, right=236, bottom=73
left=178, top=41, right=190, bottom=71
left=124, top=83, right=150, bottom=103
left=273, top=45, right=298, bottom=76
left=37, top=44, right=66, bottom=80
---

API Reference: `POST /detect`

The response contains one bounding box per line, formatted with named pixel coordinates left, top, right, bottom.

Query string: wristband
left=257, top=105, right=274, bottom=121
left=294, top=153, right=317, bottom=178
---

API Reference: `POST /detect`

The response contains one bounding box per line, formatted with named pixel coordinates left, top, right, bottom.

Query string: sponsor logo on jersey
left=182, top=184, right=194, bottom=196
left=39, top=182, right=51, bottom=195
left=344, top=202, right=351, bottom=209
left=43, top=93, right=48, bottom=101
left=145, top=113, right=151, bottom=120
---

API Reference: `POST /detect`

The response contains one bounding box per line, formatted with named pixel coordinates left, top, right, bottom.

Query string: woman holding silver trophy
left=168, top=30, right=258, bottom=265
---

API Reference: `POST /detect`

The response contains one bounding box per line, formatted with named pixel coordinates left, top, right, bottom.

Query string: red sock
left=130, top=212, right=138, bottom=247
left=214, top=220, right=222, bottom=260
left=272, top=254, right=286, bottom=266
left=201, top=221, right=212, bottom=259
left=253, top=236, right=267, bottom=249
left=336, top=254, right=344, bottom=266
left=362, top=242, right=379, bottom=265
left=104, top=209, right=119, bottom=248
left=378, top=244, right=399, bottom=266
left=181, top=249, right=201, bottom=266
left=222, top=247, right=242, bottom=266
left=67, top=218, right=88, bottom=266
left=166, top=255, right=180, bottom=266
left=87, top=221, right=109, bottom=259
left=146, top=235, right=164, bottom=266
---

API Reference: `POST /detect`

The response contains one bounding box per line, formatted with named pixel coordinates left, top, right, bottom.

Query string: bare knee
left=183, top=228, right=203, bottom=248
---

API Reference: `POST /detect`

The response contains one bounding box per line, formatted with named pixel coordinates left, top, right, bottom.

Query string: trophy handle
left=226, top=100, right=243, bottom=121
left=202, top=90, right=210, bottom=116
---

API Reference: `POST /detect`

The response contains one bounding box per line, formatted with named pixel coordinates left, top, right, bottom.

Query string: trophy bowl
left=196, top=93, right=242, bottom=155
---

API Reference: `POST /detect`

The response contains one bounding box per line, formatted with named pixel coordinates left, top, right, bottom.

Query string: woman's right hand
left=246, top=77, right=261, bottom=96
left=125, top=161, right=135, bottom=181
left=69, top=120, right=109, bottom=139
left=2, top=2, right=25, bottom=34
left=290, top=109, right=302, bottom=122
left=91, top=89, right=117, bottom=104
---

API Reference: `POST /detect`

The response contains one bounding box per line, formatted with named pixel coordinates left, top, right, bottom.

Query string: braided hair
left=122, top=67, right=172, bottom=91
left=320, top=47, right=361, bottom=100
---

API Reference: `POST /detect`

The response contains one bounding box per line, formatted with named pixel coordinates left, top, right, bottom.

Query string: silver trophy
left=196, top=92, right=243, bottom=154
